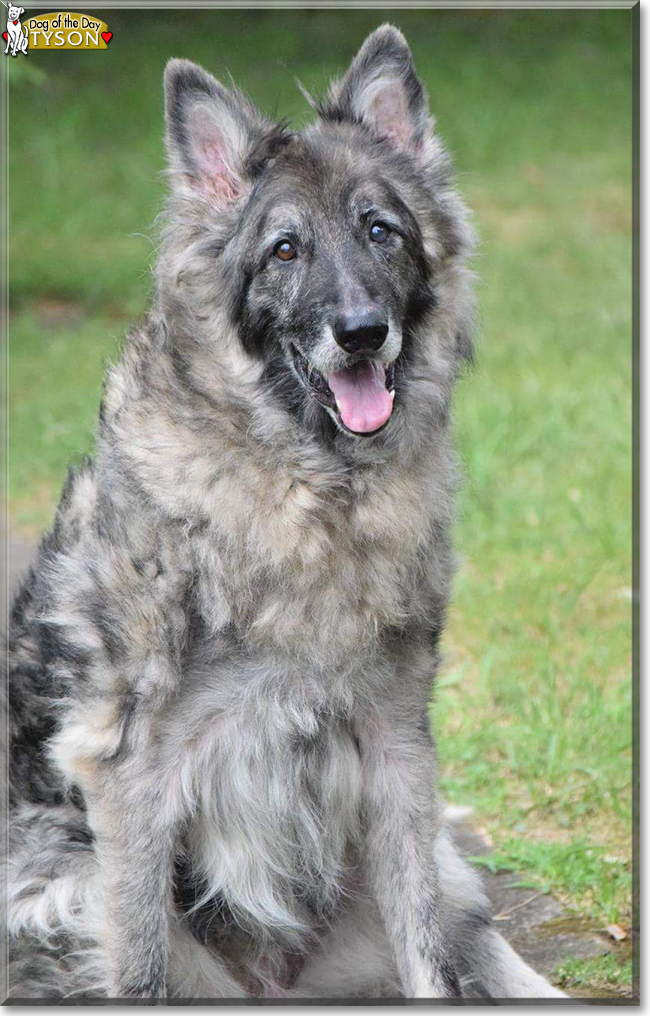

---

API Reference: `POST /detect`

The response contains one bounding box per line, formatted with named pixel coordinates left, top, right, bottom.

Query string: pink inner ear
left=187, top=104, right=243, bottom=205
left=195, top=137, right=241, bottom=203
left=370, top=86, right=413, bottom=151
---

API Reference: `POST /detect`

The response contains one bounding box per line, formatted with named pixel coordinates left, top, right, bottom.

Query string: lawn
left=8, top=8, right=634, bottom=996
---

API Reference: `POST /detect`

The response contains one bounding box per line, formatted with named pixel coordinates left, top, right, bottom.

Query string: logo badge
left=9, top=10, right=115, bottom=51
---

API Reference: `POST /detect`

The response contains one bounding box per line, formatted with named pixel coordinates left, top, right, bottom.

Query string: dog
left=5, top=26, right=567, bottom=1000
left=3, top=3, right=27, bottom=56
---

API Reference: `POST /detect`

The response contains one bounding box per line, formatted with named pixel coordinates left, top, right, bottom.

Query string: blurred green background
left=8, top=8, right=633, bottom=995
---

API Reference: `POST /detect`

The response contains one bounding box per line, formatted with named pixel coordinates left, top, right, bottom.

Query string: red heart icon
left=2, top=32, right=6, bottom=41
left=101, top=31, right=112, bottom=43
left=13, top=20, right=18, bottom=24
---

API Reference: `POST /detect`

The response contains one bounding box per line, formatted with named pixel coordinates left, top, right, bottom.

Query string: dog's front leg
left=47, top=539, right=192, bottom=999
left=358, top=712, right=460, bottom=999
left=90, top=758, right=182, bottom=999
left=53, top=689, right=186, bottom=1000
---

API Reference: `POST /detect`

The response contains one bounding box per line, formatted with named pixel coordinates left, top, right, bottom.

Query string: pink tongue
left=327, top=360, right=393, bottom=434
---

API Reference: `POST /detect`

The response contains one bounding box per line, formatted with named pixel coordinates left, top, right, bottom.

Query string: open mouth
left=291, top=348, right=396, bottom=436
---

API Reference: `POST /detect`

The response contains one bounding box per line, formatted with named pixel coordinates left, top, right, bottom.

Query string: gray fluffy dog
left=6, top=26, right=566, bottom=1000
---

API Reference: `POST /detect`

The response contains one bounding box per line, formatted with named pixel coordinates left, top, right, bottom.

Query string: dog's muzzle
left=291, top=347, right=396, bottom=436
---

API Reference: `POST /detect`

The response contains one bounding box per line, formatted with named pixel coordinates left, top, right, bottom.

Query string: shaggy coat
left=6, top=26, right=565, bottom=1000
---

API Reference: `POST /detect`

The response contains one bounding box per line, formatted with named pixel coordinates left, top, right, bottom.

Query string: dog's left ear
left=325, top=25, right=431, bottom=157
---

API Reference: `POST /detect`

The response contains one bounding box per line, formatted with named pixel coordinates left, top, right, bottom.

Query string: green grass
left=8, top=9, right=634, bottom=997
left=468, top=840, right=631, bottom=926
left=554, top=954, right=634, bottom=997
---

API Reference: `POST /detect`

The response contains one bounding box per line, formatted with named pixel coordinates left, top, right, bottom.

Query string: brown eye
left=274, top=240, right=296, bottom=262
left=370, top=222, right=390, bottom=244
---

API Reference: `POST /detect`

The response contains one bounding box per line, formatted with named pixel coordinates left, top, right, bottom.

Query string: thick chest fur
left=167, top=676, right=363, bottom=947
left=166, top=453, right=448, bottom=942
left=188, top=456, right=452, bottom=662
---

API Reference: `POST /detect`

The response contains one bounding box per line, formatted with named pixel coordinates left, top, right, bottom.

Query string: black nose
left=333, top=310, right=389, bottom=354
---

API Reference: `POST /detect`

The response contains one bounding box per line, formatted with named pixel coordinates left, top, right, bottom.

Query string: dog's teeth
left=389, top=389, right=396, bottom=400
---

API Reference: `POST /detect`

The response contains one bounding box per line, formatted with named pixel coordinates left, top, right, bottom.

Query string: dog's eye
left=369, top=222, right=390, bottom=244
left=274, top=240, right=296, bottom=262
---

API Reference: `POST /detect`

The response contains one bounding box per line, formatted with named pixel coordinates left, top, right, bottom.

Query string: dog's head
left=162, top=26, right=473, bottom=443
left=7, top=5, right=24, bottom=21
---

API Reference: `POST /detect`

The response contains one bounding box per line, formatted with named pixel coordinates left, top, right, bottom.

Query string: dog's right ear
left=164, top=59, right=275, bottom=206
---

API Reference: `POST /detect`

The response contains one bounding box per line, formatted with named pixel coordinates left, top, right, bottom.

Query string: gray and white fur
left=6, top=26, right=566, bottom=1000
